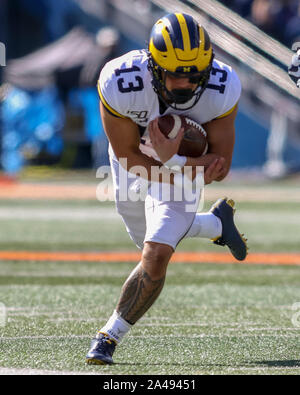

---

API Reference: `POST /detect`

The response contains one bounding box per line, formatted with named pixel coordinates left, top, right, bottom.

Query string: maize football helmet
left=148, top=13, right=214, bottom=110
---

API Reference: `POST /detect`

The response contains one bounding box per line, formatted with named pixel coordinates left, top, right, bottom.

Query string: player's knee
left=142, top=242, right=173, bottom=279
left=142, top=242, right=173, bottom=264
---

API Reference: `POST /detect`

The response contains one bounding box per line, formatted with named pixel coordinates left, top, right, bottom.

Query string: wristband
left=163, top=154, right=187, bottom=171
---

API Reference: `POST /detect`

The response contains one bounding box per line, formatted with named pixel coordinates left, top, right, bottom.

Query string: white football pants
left=109, top=149, right=203, bottom=250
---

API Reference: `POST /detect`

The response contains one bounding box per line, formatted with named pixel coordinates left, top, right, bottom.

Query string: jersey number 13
left=115, top=66, right=144, bottom=93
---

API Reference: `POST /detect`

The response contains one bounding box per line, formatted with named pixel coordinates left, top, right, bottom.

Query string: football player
left=288, top=44, right=300, bottom=88
left=86, top=13, right=248, bottom=365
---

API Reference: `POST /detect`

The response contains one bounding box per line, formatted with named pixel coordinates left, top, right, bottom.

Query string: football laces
left=185, top=117, right=207, bottom=137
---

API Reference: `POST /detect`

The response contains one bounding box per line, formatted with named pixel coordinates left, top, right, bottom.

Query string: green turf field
left=0, top=183, right=300, bottom=375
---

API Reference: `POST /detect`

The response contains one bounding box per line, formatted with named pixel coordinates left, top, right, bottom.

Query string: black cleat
left=86, top=332, right=117, bottom=365
left=210, top=197, right=248, bottom=261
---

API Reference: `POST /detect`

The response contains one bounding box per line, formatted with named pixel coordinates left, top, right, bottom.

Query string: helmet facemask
left=147, top=52, right=214, bottom=110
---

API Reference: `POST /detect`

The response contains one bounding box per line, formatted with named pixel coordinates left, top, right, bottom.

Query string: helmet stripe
left=202, top=27, right=211, bottom=51
left=182, top=14, right=199, bottom=50
left=151, top=24, right=167, bottom=52
left=164, top=13, right=184, bottom=50
left=161, top=25, right=176, bottom=54
left=175, top=13, right=191, bottom=52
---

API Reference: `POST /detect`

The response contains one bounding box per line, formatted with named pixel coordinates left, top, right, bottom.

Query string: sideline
left=0, top=251, right=299, bottom=265
left=1, top=182, right=300, bottom=202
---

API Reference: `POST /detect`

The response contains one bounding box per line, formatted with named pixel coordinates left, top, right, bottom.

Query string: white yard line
left=1, top=330, right=299, bottom=342
left=0, top=207, right=119, bottom=221
left=0, top=367, right=100, bottom=375
left=0, top=207, right=300, bottom=224
left=0, top=203, right=299, bottom=223
left=0, top=365, right=298, bottom=375
left=214, top=366, right=300, bottom=372
left=238, top=211, right=300, bottom=224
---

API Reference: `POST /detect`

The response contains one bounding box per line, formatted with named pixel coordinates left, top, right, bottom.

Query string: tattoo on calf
left=116, top=264, right=165, bottom=324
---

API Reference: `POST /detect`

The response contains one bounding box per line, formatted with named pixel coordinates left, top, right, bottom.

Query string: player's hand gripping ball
left=158, top=114, right=208, bottom=157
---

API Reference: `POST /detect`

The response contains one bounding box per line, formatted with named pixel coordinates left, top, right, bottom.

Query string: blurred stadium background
left=0, top=0, right=300, bottom=375
left=0, top=0, right=300, bottom=177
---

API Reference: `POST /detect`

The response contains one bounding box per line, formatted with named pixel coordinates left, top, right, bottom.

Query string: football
left=157, top=114, right=208, bottom=157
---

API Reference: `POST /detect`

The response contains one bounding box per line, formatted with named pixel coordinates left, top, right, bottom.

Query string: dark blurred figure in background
left=1, top=0, right=298, bottom=175
left=220, top=0, right=299, bottom=47
left=250, top=0, right=297, bottom=45
left=284, top=2, right=300, bottom=48
left=221, top=0, right=253, bottom=17
left=0, top=0, right=119, bottom=175
left=1, top=26, right=120, bottom=174
left=1, top=0, right=103, bottom=59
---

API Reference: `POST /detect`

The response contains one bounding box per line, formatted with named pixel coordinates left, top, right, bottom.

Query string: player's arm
left=148, top=117, right=226, bottom=185
left=185, top=66, right=241, bottom=182
left=100, top=103, right=174, bottom=183
left=201, top=104, right=237, bottom=181
left=173, top=105, right=237, bottom=183
left=148, top=119, right=223, bottom=170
